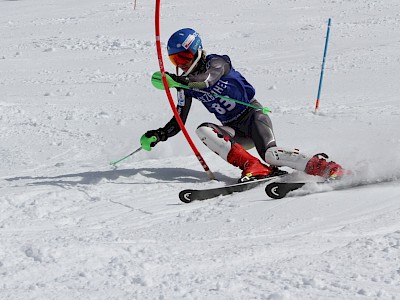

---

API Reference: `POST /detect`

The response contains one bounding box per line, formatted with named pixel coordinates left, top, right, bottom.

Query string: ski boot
left=305, top=153, right=347, bottom=180
left=227, top=143, right=283, bottom=182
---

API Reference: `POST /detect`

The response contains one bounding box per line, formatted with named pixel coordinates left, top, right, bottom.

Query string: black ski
left=179, top=175, right=284, bottom=203
left=265, top=175, right=400, bottom=199
left=265, top=182, right=308, bottom=199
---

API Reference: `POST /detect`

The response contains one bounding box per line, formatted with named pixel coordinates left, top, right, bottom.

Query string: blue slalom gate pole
left=315, top=18, right=332, bottom=114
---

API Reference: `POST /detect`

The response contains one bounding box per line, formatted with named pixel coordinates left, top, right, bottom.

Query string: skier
left=140, top=28, right=345, bottom=181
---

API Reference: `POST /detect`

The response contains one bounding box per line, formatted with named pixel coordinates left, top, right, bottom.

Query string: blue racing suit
left=160, top=53, right=276, bottom=158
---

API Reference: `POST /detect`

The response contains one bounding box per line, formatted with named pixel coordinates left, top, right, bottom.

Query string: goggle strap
left=183, top=49, right=202, bottom=76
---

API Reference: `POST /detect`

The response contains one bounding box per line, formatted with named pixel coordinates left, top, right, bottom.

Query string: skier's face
left=169, top=50, right=195, bottom=72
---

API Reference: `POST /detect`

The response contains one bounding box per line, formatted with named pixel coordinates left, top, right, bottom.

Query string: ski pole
left=151, top=71, right=272, bottom=114
left=315, top=18, right=332, bottom=114
left=110, top=146, right=142, bottom=166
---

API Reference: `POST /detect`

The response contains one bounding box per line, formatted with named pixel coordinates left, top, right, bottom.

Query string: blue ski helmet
left=167, top=28, right=202, bottom=56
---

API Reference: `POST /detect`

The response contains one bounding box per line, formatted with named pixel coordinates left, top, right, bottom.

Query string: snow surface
left=1, top=0, right=400, bottom=299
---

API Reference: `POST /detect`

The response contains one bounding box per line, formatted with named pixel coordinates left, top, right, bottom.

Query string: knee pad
left=195, top=123, right=233, bottom=161
left=264, top=146, right=311, bottom=171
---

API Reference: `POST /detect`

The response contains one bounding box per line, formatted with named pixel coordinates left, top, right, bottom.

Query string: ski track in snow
left=1, top=0, right=400, bottom=299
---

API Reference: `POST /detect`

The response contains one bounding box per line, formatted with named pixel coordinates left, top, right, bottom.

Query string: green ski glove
left=166, top=72, right=189, bottom=86
left=140, top=129, right=167, bottom=151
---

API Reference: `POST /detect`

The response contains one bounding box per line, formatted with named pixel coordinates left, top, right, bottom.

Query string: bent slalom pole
left=155, top=0, right=215, bottom=180
left=151, top=72, right=272, bottom=114
left=315, top=18, right=332, bottom=114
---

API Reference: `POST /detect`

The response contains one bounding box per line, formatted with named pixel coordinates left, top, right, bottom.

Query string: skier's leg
left=242, top=108, right=345, bottom=179
left=246, top=109, right=277, bottom=158
left=265, top=147, right=346, bottom=179
left=229, top=108, right=344, bottom=179
left=195, top=122, right=273, bottom=178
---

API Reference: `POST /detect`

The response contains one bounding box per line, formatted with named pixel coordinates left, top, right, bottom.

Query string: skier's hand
left=166, top=72, right=189, bottom=86
left=140, top=128, right=167, bottom=151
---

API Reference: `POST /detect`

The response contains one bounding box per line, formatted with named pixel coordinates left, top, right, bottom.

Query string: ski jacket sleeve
left=188, top=56, right=230, bottom=89
left=161, top=91, right=192, bottom=138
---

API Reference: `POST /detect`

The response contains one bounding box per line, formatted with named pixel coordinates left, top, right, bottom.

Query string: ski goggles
left=169, top=50, right=195, bottom=67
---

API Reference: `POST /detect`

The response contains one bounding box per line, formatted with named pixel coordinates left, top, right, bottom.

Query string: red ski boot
left=227, top=143, right=273, bottom=181
left=305, top=153, right=347, bottom=180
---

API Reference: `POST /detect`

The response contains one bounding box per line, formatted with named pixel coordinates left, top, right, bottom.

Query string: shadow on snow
left=5, top=167, right=232, bottom=187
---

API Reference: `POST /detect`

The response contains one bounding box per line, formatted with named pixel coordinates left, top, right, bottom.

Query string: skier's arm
left=188, top=56, right=230, bottom=89
left=168, top=56, right=230, bottom=89
left=140, top=93, right=192, bottom=151
left=162, top=94, right=192, bottom=137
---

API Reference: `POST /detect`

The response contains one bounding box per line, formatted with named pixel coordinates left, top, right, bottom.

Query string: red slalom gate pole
left=154, top=0, right=215, bottom=180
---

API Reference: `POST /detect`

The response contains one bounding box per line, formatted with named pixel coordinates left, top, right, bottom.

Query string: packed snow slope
left=1, top=0, right=400, bottom=299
